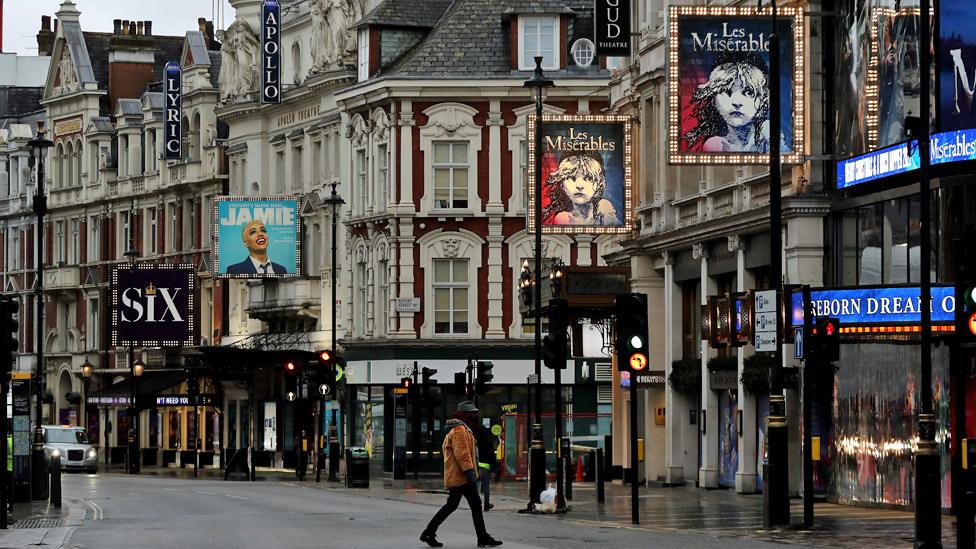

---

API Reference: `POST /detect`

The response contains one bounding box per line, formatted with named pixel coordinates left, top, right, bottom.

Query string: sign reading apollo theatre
left=111, top=264, right=196, bottom=347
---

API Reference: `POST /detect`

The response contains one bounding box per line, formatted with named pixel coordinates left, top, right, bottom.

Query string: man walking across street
left=420, top=401, right=502, bottom=548
left=476, top=422, right=498, bottom=512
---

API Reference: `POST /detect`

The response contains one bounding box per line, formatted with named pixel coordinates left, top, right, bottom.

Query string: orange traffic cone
left=576, top=455, right=584, bottom=482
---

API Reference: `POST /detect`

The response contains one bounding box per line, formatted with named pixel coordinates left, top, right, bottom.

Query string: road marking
left=196, top=490, right=218, bottom=495
left=84, top=499, right=104, bottom=520
left=225, top=494, right=247, bottom=500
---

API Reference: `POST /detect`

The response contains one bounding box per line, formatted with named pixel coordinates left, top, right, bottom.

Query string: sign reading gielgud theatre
left=111, top=264, right=196, bottom=347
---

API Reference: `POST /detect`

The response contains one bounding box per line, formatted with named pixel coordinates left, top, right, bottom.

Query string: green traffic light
left=629, top=335, right=644, bottom=350
left=968, top=286, right=976, bottom=307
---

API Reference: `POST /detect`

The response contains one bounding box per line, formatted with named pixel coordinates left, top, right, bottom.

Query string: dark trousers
left=478, top=468, right=491, bottom=505
left=424, top=482, right=487, bottom=538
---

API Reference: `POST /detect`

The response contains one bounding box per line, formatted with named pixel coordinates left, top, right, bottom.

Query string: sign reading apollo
left=261, top=0, right=281, bottom=104
left=111, top=264, right=196, bottom=347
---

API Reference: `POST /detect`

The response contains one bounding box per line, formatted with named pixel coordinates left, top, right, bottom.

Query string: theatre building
left=216, top=0, right=619, bottom=475
left=608, top=0, right=976, bottom=510
left=2, top=0, right=229, bottom=467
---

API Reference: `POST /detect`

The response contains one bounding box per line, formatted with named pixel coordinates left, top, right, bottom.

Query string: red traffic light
left=319, top=350, right=333, bottom=363
left=285, top=361, right=298, bottom=373
left=825, top=321, right=836, bottom=337
left=401, top=377, right=411, bottom=388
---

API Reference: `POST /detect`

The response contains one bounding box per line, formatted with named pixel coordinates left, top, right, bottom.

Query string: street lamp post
left=322, top=181, right=344, bottom=482
left=524, top=56, right=554, bottom=509
left=81, top=358, right=93, bottom=461
left=27, top=121, right=52, bottom=501
left=124, top=226, right=141, bottom=475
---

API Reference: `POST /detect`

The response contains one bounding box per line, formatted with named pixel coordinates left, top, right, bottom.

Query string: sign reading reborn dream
left=111, top=264, right=196, bottom=347
left=213, top=196, right=301, bottom=278
left=261, top=0, right=281, bottom=104
left=527, top=114, right=633, bottom=235
left=667, top=6, right=805, bottom=165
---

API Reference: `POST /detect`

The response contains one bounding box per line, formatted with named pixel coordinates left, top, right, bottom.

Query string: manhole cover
left=11, top=518, right=65, bottom=529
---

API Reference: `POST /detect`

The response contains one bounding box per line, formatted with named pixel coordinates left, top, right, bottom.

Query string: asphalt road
left=61, top=474, right=794, bottom=549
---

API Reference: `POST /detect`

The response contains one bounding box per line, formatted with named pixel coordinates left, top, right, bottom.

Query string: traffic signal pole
left=802, top=286, right=813, bottom=528
left=413, top=362, right=421, bottom=480
left=763, top=0, right=790, bottom=528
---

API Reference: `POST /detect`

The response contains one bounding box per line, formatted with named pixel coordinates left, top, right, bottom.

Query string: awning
left=87, top=371, right=188, bottom=409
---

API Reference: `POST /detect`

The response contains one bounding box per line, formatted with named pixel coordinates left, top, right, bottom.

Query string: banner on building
left=939, top=0, right=976, bottom=133
left=111, top=264, right=196, bottom=347
left=667, top=6, right=805, bottom=165
left=261, top=0, right=281, bottom=104
left=213, top=196, right=301, bottom=278
left=526, top=114, right=632, bottom=235
left=594, top=0, right=631, bottom=57
left=164, top=61, right=182, bottom=160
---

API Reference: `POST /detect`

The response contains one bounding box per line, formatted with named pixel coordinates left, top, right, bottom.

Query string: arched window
left=181, top=116, right=191, bottom=161
left=354, top=241, right=370, bottom=337
left=73, top=139, right=83, bottom=186
left=191, top=113, right=202, bottom=162
left=373, top=239, right=390, bottom=337
left=417, top=229, right=485, bottom=338
left=54, top=142, right=65, bottom=188
left=292, top=42, right=302, bottom=85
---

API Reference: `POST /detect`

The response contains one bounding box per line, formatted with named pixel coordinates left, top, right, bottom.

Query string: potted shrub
left=668, top=357, right=701, bottom=395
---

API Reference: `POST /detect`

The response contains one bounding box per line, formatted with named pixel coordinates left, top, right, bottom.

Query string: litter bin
left=345, top=447, right=369, bottom=488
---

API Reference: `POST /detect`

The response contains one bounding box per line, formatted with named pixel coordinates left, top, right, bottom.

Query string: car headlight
left=88, top=448, right=97, bottom=458
left=51, top=449, right=60, bottom=458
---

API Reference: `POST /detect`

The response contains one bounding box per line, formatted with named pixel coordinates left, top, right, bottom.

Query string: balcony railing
left=45, top=264, right=81, bottom=290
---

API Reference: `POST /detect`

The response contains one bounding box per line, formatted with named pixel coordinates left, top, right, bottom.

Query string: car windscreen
left=45, top=429, right=89, bottom=444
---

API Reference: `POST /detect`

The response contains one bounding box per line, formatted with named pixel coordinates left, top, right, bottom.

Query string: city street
left=0, top=471, right=957, bottom=548
left=58, top=474, right=789, bottom=549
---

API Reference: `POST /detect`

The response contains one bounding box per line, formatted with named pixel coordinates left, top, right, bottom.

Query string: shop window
left=838, top=209, right=858, bottom=286
left=857, top=203, right=884, bottom=284
left=884, top=199, right=909, bottom=283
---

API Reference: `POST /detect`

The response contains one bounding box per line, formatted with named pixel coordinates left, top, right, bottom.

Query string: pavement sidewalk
left=0, top=497, right=85, bottom=549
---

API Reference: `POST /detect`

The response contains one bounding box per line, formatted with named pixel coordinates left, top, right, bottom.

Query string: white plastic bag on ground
left=538, top=485, right=557, bottom=513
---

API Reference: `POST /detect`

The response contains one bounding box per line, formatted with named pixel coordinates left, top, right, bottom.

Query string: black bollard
left=564, top=454, right=573, bottom=501
left=596, top=448, right=605, bottom=504
left=50, top=455, right=61, bottom=509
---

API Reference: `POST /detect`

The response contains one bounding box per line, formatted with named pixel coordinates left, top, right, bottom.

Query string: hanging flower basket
left=741, top=353, right=776, bottom=396
left=668, top=357, right=701, bottom=395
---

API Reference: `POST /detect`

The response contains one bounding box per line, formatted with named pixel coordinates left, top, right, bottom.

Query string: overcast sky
left=3, top=0, right=234, bottom=55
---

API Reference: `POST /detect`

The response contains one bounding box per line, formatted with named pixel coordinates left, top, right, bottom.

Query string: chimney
left=128, top=21, right=136, bottom=35
left=37, top=16, right=54, bottom=55
left=113, top=18, right=121, bottom=34
left=144, top=21, right=152, bottom=36
left=53, top=19, right=58, bottom=33
left=136, top=21, right=143, bottom=35
left=205, top=20, right=215, bottom=47
left=198, top=17, right=206, bottom=33
left=121, top=20, right=129, bottom=35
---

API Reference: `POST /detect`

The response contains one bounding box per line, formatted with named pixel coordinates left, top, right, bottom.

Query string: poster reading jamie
left=528, top=115, right=632, bottom=235
left=668, top=6, right=805, bottom=164
left=214, top=197, right=300, bottom=278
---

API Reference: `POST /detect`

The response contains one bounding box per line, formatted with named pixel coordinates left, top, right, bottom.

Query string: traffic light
left=809, top=317, right=840, bottom=362
left=542, top=298, right=569, bottom=369
left=400, top=377, right=412, bottom=390
left=454, top=371, right=469, bottom=396
left=0, top=298, right=20, bottom=378
left=284, top=359, right=300, bottom=402
left=474, top=361, right=493, bottom=395
left=315, top=350, right=337, bottom=398
left=615, top=293, right=649, bottom=374
left=422, top=367, right=437, bottom=386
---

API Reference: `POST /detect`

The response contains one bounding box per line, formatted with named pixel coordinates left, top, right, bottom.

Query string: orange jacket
left=442, top=419, right=478, bottom=489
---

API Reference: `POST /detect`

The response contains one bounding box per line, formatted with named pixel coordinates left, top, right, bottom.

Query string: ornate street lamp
left=321, top=180, right=345, bottom=482
left=522, top=56, right=554, bottom=510
left=27, top=121, right=53, bottom=500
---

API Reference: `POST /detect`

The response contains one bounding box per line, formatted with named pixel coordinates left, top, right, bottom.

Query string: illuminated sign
left=261, top=0, right=280, bottom=104
left=527, top=114, right=633, bottom=235
left=594, top=0, right=631, bottom=57
left=837, top=129, right=976, bottom=189
left=164, top=61, right=181, bottom=160
left=667, top=6, right=806, bottom=165
left=789, top=285, right=955, bottom=330
left=111, top=264, right=196, bottom=347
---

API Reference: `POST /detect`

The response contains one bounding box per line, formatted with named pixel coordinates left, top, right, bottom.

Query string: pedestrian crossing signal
left=615, top=293, right=649, bottom=375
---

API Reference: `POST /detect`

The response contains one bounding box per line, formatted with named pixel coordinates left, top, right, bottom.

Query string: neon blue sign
left=837, top=128, right=976, bottom=189
left=790, top=285, right=955, bottom=327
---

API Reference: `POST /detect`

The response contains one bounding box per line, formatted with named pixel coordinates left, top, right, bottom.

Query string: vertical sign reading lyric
left=594, top=0, right=631, bottom=56
left=261, top=0, right=281, bottom=104
left=164, top=61, right=182, bottom=160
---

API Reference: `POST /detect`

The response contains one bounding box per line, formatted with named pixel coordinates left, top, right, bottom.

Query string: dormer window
left=357, top=30, right=369, bottom=81
left=571, top=39, right=595, bottom=68
left=519, top=16, right=559, bottom=70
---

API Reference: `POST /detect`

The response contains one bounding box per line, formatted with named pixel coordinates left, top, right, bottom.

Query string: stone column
left=397, top=101, right=415, bottom=213
left=575, top=235, right=594, bottom=266
left=394, top=219, right=416, bottom=338
left=696, top=242, right=719, bottom=488
left=486, top=102, right=504, bottom=213
left=485, top=221, right=505, bottom=338
left=731, top=235, right=758, bottom=494
left=663, top=251, right=687, bottom=484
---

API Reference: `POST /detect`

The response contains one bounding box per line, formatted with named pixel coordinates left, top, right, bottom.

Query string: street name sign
left=754, top=289, right=777, bottom=352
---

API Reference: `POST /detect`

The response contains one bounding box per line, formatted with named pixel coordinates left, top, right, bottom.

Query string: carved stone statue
left=219, top=19, right=260, bottom=102
left=310, top=0, right=365, bottom=72
left=56, top=49, right=78, bottom=95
